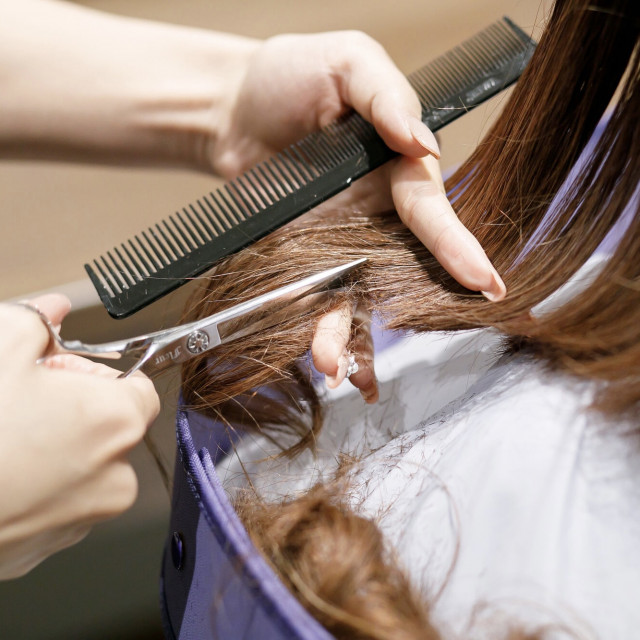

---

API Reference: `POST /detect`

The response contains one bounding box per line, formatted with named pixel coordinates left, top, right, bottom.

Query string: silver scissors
left=22, top=258, right=365, bottom=378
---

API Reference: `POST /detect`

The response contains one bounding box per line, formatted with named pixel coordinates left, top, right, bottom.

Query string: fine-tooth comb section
left=87, top=17, right=536, bottom=318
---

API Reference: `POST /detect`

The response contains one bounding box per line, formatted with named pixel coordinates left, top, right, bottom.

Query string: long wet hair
left=179, top=0, right=640, bottom=636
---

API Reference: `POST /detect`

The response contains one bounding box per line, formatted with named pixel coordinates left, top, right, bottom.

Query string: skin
left=0, top=295, right=159, bottom=579
left=0, top=0, right=505, bottom=577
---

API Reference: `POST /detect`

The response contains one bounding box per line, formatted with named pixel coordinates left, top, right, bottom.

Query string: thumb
left=330, top=33, right=439, bottom=158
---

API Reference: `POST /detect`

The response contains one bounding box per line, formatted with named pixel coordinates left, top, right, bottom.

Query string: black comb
left=87, top=17, right=536, bottom=318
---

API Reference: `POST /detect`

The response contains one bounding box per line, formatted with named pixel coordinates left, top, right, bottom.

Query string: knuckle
left=100, top=391, right=150, bottom=452
left=432, top=222, right=461, bottom=259
left=397, top=189, right=423, bottom=228
left=120, top=402, right=149, bottom=447
left=342, top=29, right=373, bottom=47
left=334, top=30, right=384, bottom=66
left=397, top=185, right=447, bottom=230
left=104, top=463, right=139, bottom=517
left=132, top=377, right=161, bottom=421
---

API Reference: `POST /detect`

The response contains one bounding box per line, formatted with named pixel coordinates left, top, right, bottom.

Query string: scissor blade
left=133, top=258, right=366, bottom=377
left=214, top=257, right=366, bottom=344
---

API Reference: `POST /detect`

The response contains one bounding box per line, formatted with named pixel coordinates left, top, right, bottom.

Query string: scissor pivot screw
left=186, top=330, right=210, bottom=354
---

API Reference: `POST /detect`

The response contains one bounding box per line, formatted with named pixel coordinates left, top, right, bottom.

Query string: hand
left=213, top=32, right=505, bottom=402
left=0, top=295, right=159, bottom=580
left=212, top=31, right=439, bottom=178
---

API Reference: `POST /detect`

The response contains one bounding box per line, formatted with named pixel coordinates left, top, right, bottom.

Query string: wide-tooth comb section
left=86, top=17, right=536, bottom=318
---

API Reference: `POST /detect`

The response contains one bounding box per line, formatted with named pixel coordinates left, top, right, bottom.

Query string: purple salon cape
left=159, top=407, right=333, bottom=640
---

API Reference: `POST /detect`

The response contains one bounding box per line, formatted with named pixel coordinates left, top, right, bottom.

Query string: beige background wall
left=0, top=1, right=544, bottom=638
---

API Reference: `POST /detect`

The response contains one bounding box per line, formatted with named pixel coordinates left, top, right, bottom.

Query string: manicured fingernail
left=450, top=235, right=506, bottom=301
left=481, top=268, right=507, bottom=302
left=408, top=117, right=440, bottom=158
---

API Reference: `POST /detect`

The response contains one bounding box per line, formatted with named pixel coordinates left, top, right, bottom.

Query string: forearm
left=0, top=0, right=258, bottom=173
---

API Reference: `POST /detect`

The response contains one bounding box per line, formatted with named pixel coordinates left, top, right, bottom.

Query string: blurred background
left=0, top=0, right=543, bottom=637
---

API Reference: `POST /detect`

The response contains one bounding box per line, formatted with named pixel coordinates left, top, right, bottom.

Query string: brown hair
left=180, top=0, right=640, bottom=636
left=236, top=477, right=441, bottom=640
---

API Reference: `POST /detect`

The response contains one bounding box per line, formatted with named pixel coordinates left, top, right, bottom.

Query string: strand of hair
left=112, top=246, right=137, bottom=285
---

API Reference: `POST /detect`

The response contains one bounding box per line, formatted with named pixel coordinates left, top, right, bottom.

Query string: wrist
left=125, top=26, right=260, bottom=174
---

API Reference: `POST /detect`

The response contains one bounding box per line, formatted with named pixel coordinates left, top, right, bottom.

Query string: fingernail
left=450, top=236, right=506, bottom=301
left=481, top=268, right=507, bottom=302
left=325, top=354, right=349, bottom=389
left=407, top=117, right=440, bottom=158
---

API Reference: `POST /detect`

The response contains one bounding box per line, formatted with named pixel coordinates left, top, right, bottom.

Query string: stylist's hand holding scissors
left=0, top=296, right=159, bottom=580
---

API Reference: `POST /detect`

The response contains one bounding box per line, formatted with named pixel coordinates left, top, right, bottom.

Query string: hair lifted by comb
left=179, top=0, right=640, bottom=637
left=88, top=18, right=534, bottom=318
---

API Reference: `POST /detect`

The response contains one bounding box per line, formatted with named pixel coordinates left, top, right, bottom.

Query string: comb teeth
left=87, top=17, right=536, bottom=318
left=409, top=17, right=535, bottom=129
